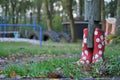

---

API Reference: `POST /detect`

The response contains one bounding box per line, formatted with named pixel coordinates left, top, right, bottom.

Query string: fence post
left=40, top=27, right=42, bottom=47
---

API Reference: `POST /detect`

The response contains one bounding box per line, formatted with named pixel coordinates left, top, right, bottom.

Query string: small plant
left=106, top=34, right=116, bottom=40
left=104, top=57, right=120, bottom=77
left=113, top=36, right=120, bottom=44
left=106, top=34, right=120, bottom=44
left=5, top=64, right=28, bottom=77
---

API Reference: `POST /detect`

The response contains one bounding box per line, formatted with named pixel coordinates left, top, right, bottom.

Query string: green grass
left=0, top=41, right=120, bottom=78
left=4, top=57, right=80, bottom=78
left=0, top=41, right=82, bottom=57
left=104, top=43, right=120, bottom=57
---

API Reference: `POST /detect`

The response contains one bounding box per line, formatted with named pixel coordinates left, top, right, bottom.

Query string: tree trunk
left=65, top=0, right=76, bottom=42
left=87, top=0, right=101, bottom=48
left=37, top=6, right=41, bottom=24
left=12, top=6, right=15, bottom=24
left=36, top=0, right=42, bottom=24
left=115, top=0, right=120, bottom=36
left=30, top=12, right=33, bottom=24
left=49, top=0, right=54, bottom=17
left=79, top=0, right=84, bottom=17
left=101, top=0, right=106, bottom=31
left=11, top=2, right=16, bottom=30
left=84, top=0, right=91, bottom=21
left=43, top=0, right=52, bottom=31
left=24, top=11, right=27, bottom=24
left=5, top=3, right=8, bottom=16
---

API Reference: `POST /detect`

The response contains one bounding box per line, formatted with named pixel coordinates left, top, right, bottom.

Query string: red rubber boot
left=92, top=28, right=105, bottom=63
left=78, top=28, right=93, bottom=64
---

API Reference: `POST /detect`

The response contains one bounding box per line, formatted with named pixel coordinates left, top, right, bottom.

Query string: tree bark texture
left=43, top=0, right=52, bottom=31
left=101, top=0, right=106, bottom=31
left=11, top=1, right=16, bottom=31
left=79, top=0, right=84, bottom=17
left=49, top=0, right=54, bottom=18
left=115, top=0, right=120, bottom=36
left=65, top=0, right=76, bottom=42
left=37, top=4, right=41, bottom=24
left=84, top=0, right=91, bottom=21
left=87, top=0, right=101, bottom=48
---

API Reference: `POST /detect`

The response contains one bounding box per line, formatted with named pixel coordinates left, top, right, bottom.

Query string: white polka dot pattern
left=84, top=38, right=87, bottom=43
left=96, top=38, right=100, bottom=43
left=82, top=43, right=84, bottom=47
left=83, top=56, right=86, bottom=60
left=94, top=31, right=98, bottom=35
left=80, top=60, right=84, bottom=64
left=79, top=28, right=93, bottom=64
left=86, top=60, right=89, bottom=64
left=92, top=57, right=94, bottom=60
left=92, top=28, right=104, bottom=63
left=82, top=52, right=84, bottom=56
left=84, top=50, right=88, bottom=56
left=83, top=34, right=85, bottom=38
left=98, top=44, right=102, bottom=49
left=95, top=54, right=99, bottom=59
left=99, top=50, right=102, bottom=55
left=100, top=35, right=103, bottom=40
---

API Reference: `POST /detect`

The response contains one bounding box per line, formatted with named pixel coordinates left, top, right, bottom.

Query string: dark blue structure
left=0, top=16, right=42, bottom=47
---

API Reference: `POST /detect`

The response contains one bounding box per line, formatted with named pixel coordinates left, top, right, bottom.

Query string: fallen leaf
left=10, top=71, right=16, bottom=78
left=8, top=54, right=16, bottom=62
left=34, top=76, right=46, bottom=78
left=82, top=64, right=93, bottom=72
left=48, top=72, right=66, bottom=78
left=69, top=73, right=74, bottom=79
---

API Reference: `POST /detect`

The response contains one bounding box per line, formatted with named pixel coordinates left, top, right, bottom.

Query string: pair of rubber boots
left=78, top=28, right=105, bottom=64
